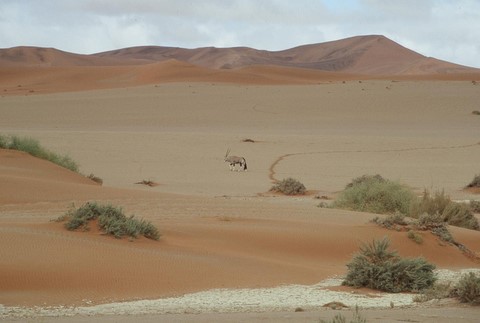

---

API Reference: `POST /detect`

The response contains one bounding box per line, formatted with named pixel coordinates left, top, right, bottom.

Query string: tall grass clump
left=0, top=134, right=78, bottom=172
left=332, top=175, right=415, bottom=215
left=319, top=306, right=367, bottom=323
left=413, top=282, right=453, bottom=303
left=270, top=177, right=306, bottom=195
left=410, top=190, right=479, bottom=230
left=415, top=272, right=480, bottom=304
left=452, top=272, right=480, bottom=304
left=61, top=202, right=160, bottom=240
left=343, top=237, right=436, bottom=293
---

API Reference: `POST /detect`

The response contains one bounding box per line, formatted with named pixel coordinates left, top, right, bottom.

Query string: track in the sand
left=268, top=142, right=480, bottom=183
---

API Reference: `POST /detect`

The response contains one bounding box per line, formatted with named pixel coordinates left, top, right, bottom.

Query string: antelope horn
left=225, top=148, right=231, bottom=157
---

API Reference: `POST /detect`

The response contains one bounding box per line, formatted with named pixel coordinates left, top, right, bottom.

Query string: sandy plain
left=1, top=78, right=480, bottom=322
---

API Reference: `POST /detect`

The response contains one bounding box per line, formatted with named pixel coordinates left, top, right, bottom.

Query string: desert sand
left=1, top=39, right=480, bottom=321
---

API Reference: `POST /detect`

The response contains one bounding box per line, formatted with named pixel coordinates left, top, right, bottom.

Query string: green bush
left=415, top=272, right=480, bottom=305
left=0, top=134, right=8, bottom=148
left=442, top=202, right=479, bottom=230
left=452, top=272, right=480, bottom=304
left=333, top=175, right=415, bottom=215
left=0, top=134, right=78, bottom=172
left=62, top=202, right=160, bottom=240
left=410, top=190, right=450, bottom=218
left=270, top=177, right=306, bottom=195
left=343, top=238, right=436, bottom=293
left=410, top=190, right=479, bottom=230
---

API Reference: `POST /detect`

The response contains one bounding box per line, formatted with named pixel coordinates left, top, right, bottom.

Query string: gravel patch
left=2, top=269, right=479, bottom=319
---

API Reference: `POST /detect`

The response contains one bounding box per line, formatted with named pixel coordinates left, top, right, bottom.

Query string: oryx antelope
left=224, top=148, right=247, bottom=171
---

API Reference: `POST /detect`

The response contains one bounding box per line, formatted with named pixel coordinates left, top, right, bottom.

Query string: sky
left=1, top=0, right=479, bottom=67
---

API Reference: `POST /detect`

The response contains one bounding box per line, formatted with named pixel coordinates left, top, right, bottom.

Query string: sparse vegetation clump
left=452, top=272, right=480, bottom=304
left=470, top=200, right=480, bottom=213
left=87, top=173, right=103, bottom=185
left=332, top=175, right=415, bottom=215
left=345, top=174, right=386, bottom=188
left=0, top=134, right=78, bottom=172
left=135, top=179, right=159, bottom=187
left=466, top=174, right=480, bottom=188
left=414, top=213, right=454, bottom=243
left=414, top=272, right=480, bottom=304
left=270, top=177, right=306, bottom=195
left=371, top=212, right=407, bottom=230
left=60, top=202, right=160, bottom=240
left=407, top=230, right=423, bottom=244
left=319, top=305, right=366, bottom=323
left=410, top=190, right=479, bottom=230
left=334, top=174, right=479, bottom=231
left=413, top=282, right=452, bottom=303
left=343, top=238, right=436, bottom=293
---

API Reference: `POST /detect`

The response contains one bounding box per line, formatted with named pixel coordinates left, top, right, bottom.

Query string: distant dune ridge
left=1, top=35, right=479, bottom=97
left=0, top=35, right=480, bottom=87
left=93, top=35, right=479, bottom=75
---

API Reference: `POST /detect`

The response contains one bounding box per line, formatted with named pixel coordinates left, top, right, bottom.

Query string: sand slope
left=1, top=80, right=480, bottom=311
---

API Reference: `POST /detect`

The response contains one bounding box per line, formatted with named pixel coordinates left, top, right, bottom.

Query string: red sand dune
left=1, top=149, right=479, bottom=307
left=1, top=35, right=479, bottom=95
left=93, top=35, right=479, bottom=75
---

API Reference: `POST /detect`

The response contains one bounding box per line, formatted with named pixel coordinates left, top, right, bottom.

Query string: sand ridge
left=2, top=35, right=480, bottom=96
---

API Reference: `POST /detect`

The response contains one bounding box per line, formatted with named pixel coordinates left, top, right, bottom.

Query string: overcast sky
left=1, top=0, right=479, bottom=67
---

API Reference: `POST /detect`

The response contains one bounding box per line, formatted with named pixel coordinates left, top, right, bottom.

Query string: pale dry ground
left=1, top=80, right=480, bottom=321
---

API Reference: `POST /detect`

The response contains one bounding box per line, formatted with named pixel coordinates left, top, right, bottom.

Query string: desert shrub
left=371, top=212, right=407, bottom=229
left=270, top=177, right=306, bottom=195
left=410, top=190, right=479, bottom=230
left=413, top=282, right=452, bottom=302
left=466, top=174, right=480, bottom=188
left=319, top=306, right=366, bottom=323
left=442, top=202, right=479, bottom=230
left=333, top=175, right=415, bottom=215
left=0, top=134, right=78, bottom=172
left=414, top=213, right=454, bottom=243
left=472, top=110, right=480, bottom=115
left=345, top=174, right=385, bottom=188
left=410, top=190, right=450, bottom=218
left=452, top=272, right=480, bottom=304
left=62, top=202, right=160, bottom=240
left=470, top=200, right=480, bottom=213
left=407, top=230, right=423, bottom=244
left=0, top=134, right=8, bottom=148
left=343, top=238, right=436, bottom=293
left=87, top=173, right=103, bottom=185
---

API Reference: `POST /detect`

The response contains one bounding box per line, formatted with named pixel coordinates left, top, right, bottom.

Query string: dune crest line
left=268, top=142, right=480, bottom=183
